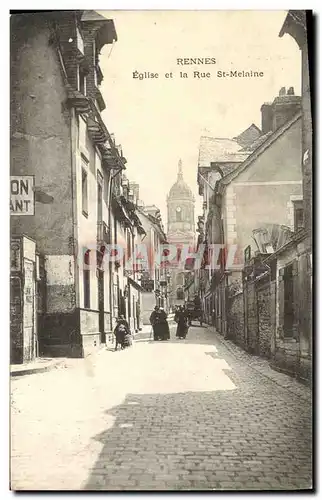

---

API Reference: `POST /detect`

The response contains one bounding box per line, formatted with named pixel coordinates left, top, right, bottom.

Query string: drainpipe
left=107, top=166, right=124, bottom=332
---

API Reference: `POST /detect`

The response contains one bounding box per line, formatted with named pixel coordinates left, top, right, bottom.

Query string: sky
left=99, top=10, right=301, bottom=226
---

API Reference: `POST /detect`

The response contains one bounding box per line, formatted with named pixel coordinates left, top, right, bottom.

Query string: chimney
left=260, top=102, right=274, bottom=134
left=272, top=86, right=301, bottom=131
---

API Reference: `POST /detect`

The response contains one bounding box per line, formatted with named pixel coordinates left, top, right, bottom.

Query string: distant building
left=136, top=204, right=168, bottom=323
left=166, top=160, right=195, bottom=307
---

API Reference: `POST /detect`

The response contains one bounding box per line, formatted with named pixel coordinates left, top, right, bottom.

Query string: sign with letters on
left=10, top=176, right=35, bottom=216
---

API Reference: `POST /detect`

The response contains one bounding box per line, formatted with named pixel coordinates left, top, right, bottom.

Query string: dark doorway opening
left=98, top=270, right=105, bottom=344
left=284, top=263, right=294, bottom=337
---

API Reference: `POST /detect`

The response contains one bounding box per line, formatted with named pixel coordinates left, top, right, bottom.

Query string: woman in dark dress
left=159, top=308, right=170, bottom=340
left=150, top=306, right=170, bottom=341
left=175, top=306, right=189, bottom=339
left=150, top=306, right=162, bottom=341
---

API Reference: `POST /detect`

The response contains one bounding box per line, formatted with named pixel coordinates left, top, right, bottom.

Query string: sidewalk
left=206, top=325, right=312, bottom=402
left=10, top=357, right=69, bottom=377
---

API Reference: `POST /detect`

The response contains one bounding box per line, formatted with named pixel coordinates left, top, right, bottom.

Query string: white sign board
left=10, top=176, right=35, bottom=216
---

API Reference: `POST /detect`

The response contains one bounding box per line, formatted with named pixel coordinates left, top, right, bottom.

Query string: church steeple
left=177, top=159, right=183, bottom=181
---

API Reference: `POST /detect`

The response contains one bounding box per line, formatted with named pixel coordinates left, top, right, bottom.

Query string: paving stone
left=11, top=324, right=312, bottom=491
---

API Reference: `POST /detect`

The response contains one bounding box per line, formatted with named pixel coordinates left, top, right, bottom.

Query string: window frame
left=81, top=164, right=89, bottom=218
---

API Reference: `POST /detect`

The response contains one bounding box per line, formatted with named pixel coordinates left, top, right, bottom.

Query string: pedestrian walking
left=159, top=307, right=170, bottom=341
left=150, top=306, right=167, bottom=341
left=175, top=305, right=189, bottom=339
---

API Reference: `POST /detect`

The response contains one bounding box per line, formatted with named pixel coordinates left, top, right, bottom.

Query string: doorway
left=23, top=259, right=35, bottom=362
left=284, top=263, right=294, bottom=337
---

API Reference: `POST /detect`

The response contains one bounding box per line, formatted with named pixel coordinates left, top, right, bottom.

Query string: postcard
left=10, top=10, right=313, bottom=491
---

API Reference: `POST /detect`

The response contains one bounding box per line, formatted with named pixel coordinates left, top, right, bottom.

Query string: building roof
left=218, top=111, right=302, bottom=188
left=233, top=123, right=262, bottom=148
left=198, top=136, right=249, bottom=167
left=279, top=10, right=307, bottom=48
left=81, top=10, right=107, bottom=22
left=240, top=131, right=274, bottom=152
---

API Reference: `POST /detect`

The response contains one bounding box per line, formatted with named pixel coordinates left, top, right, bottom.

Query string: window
left=83, top=250, right=91, bottom=309
left=78, top=66, right=87, bottom=96
left=176, top=211, right=182, bottom=222
left=82, top=168, right=88, bottom=217
left=293, top=200, right=304, bottom=231
left=127, top=231, right=132, bottom=260
left=78, top=117, right=87, bottom=149
left=97, top=174, right=103, bottom=222
left=76, top=26, right=84, bottom=54
left=83, top=270, right=90, bottom=308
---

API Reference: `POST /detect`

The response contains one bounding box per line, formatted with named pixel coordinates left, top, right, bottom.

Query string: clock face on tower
left=176, top=206, right=182, bottom=213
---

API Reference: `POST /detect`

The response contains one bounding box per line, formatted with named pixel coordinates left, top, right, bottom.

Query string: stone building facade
left=10, top=11, right=125, bottom=360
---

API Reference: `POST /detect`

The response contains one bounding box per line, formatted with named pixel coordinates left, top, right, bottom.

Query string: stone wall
left=245, top=280, right=258, bottom=354
left=227, top=291, right=244, bottom=348
left=257, top=282, right=272, bottom=358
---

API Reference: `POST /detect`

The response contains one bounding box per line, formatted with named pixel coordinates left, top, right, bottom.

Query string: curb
left=205, top=325, right=311, bottom=401
left=10, top=359, right=67, bottom=377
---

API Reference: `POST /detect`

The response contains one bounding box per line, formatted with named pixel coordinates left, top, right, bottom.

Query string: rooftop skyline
left=99, top=10, right=301, bottom=225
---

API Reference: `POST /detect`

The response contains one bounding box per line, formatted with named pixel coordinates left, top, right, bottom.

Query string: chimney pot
left=279, top=87, right=286, bottom=96
left=287, top=86, right=295, bottom=95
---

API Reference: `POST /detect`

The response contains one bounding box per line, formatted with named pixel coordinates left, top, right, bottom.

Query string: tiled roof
left=198, top=136, right=249, bottom=166
left=233, top=123, right=262, bottom=148
left=241, top=131, right=274, bottom=152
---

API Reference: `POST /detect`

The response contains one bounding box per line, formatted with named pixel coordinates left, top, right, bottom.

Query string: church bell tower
left=166, top=160, right=195, bottom=306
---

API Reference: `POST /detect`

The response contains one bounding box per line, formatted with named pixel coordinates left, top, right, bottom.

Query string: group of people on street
left=149, top=305, right=190, bottom=341
left=149, top=306, right=170, bottom=341
left=114, top=304, right=192, bottom=349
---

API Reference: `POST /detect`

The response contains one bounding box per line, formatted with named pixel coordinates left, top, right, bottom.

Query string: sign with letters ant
left=10, top=176, right=35, bottom=216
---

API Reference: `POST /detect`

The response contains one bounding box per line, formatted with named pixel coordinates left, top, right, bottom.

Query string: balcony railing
left=97, top=221, right=110, bottom=245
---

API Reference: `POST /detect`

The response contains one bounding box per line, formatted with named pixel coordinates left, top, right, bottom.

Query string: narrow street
left=11, top=323, right=312, bottom=491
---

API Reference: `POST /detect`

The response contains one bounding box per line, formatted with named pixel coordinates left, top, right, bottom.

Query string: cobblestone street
left=11, top=324, right=312, bottom=491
